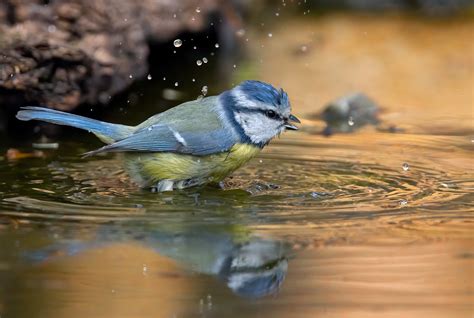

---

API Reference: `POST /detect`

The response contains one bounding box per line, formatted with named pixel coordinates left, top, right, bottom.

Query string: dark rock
left=0, top=0, right=232, bottom=111
left=320, top=93, right=380, bottom=135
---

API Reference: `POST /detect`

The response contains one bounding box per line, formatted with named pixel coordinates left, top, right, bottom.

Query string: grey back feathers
left=84, top=96, right=239, bottom=156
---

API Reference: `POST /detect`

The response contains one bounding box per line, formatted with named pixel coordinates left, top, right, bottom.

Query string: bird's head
left=221, top=80, right=300, bottom=147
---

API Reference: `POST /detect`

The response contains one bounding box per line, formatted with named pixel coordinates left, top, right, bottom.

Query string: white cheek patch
left=234, top=112, right=258, bottom=143
left=234, top=112, right=280, bottom=144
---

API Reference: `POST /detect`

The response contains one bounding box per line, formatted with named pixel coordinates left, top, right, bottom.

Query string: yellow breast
left=123, top=143, right=261, bottom=187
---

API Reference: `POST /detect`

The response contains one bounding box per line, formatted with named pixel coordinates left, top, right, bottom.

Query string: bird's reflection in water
left=24, top=225, right=289, bottom=299
left=146, top=232, right=288, bottom=298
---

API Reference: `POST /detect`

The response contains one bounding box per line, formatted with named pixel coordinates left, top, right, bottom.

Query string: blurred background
left=0, top=0, right=473, bottom=136
left=0, top=1, right=473, bottom=318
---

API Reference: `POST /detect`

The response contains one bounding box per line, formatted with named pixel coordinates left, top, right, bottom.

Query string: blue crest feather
left=239, top=80, right=289, bottom=110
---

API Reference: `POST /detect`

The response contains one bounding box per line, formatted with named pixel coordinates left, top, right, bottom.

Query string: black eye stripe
left=266, top=110, right=277, bottom=119
left=265, top=110, right=283, bottom=121
left=233, top=106, right=282, bottom=120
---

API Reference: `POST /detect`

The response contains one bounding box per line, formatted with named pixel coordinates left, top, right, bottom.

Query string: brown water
left=0, top=13, right=473, bottom=318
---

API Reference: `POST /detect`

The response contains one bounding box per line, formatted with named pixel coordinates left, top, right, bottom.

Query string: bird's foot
left=151, top=179, right=174, bottom=192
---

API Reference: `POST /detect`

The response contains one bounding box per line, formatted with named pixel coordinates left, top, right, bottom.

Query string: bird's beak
left=284, top=123, right=298, bottom=130
left=289, top=114, right=301, bottom=123
left=285, top=114, right=300, bottom=130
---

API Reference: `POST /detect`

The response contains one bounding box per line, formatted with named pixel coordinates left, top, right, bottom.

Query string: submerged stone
left=320, top=93, right=380, bottom=135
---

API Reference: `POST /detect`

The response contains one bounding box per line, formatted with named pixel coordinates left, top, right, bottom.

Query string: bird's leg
left=175, top=178, right=205, bottom=189
left=152, top=179, right=174, bottom=192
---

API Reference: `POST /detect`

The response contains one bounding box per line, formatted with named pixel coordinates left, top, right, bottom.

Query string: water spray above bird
left=17, top=80, right=300, bottom=192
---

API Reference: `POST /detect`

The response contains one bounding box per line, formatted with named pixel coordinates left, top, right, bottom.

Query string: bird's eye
left=266, top=110, right=277, bottom=119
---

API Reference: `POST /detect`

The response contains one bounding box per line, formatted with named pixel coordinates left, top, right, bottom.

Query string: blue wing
left=83, top=124, right=236, bottom=157
left=83, top=97, right=239, bottom=157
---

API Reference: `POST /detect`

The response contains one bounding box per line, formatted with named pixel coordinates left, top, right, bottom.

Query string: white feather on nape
left=232, top=87, right=258, bottom=109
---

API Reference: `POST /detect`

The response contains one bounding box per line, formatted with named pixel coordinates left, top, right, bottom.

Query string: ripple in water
left=0, top=133, right=471, bottom=243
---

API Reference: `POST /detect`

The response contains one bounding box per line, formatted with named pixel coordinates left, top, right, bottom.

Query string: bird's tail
left=16, top=106, right=135, bottom=144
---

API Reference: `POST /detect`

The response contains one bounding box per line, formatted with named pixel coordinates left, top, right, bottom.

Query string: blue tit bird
left=16, top=80, right=300, bottom=191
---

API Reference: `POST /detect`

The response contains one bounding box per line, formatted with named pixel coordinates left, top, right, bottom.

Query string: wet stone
left=319, top=93, right=380, bottom=135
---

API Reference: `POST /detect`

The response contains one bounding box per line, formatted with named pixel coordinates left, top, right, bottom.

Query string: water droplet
left=196, top=60, right=203, bottom=66
left=402, top=163, right=409, bottom=171
left=348, top=116, right=354, bottom=126
left=195, top=7, right=201, bottom=13
left=207, top=294, right=212, bottom=309
left=399, top=199, right=408, bottom=206
left=215, top=43, right=220, bottom=48
left=174, top=82, right=179, bottom=87
left=147, top=74, right=152, bottom=80
left=173, top=39, right=182, bottom=47
left=199, top=298, right=204, bottom=313
left=268, top=33, right=273, bottom=38
left=202, top=57, right=208, bottom=63
left=201, top=85, right=208, bottom=96
left=236, top=29, right=246, bottom=37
